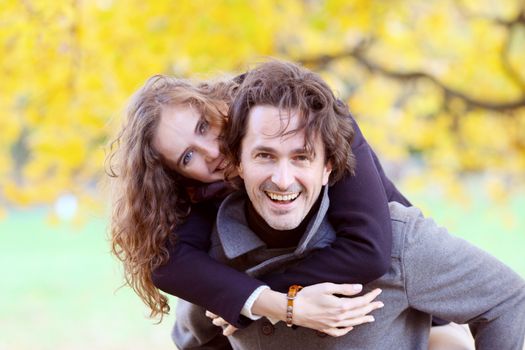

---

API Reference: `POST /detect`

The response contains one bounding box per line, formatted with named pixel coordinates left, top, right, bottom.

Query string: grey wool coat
left=173, top=187, right=525, bottom=350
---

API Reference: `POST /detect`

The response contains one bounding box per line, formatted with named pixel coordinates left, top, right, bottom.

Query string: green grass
left=0, top=210, right=175, bottom=350
left=408, top=190, right=525, bottom=276
left=0, top=192, right=523, bottom=349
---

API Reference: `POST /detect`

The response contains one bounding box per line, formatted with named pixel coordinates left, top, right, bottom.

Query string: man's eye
left=255, top=153, right=272, bottom=160
left=198, top=120, right=209, bottom=134
left=182, top=150, right=193, bottom=166
left=294, top=155, right=310, bottom=162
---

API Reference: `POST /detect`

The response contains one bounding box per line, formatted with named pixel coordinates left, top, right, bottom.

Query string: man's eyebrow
left=292, top=146, right=316, bottom=159
left=252, top=146, right=276, bottom=154
left=290, top=146, right=309, bottom=154
left=252, top=146, right=311, bottom=155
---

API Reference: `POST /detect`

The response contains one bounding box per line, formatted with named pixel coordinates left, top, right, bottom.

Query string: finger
left=205, top=311, right=218, bottom=319
left=334, top=315, right=375, bottom=328
left=338, top=300, right=384, bottom=320
left=212, top=317, right=229, bottom=327
left=340, top=288, right=382, bottom=310
left=322, top=326, right=354, bottom=337
left=323, top=282, right=364, bottom=296
left=223, top=325, right=238, bottom=336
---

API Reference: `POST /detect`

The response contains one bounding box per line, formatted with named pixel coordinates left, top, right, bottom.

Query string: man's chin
left=266, top=219, right=301, bottom=231
left=258, top=206, right=303, bottom=230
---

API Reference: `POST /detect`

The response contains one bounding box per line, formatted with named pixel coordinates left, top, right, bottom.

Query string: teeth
left=266, top=192, right=300, bottom=202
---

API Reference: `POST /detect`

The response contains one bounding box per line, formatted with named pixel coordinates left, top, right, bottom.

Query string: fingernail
left=352, top=284, right=363, bottom=291
left=378, top=302, right=384, bottom=308
left=369, top=316, right=375, bottom=322
left=376, top=288, right=382, bottom=295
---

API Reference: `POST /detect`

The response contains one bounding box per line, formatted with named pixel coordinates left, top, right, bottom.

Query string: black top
left=151, top=116, right=416, bottom=328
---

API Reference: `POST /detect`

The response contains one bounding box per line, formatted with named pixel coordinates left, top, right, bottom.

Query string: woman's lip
left=214, top=159, right=227, bottom=172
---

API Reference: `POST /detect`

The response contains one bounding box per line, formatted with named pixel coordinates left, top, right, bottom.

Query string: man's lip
left=264, top=191, right=300, bottom=201
left=263, top=191, right=301, bottom=210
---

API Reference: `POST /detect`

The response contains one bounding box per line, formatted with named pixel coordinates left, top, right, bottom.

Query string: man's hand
left=293, top=283, right=383, bottom=337
left=205, top=311, right=238, bottom=336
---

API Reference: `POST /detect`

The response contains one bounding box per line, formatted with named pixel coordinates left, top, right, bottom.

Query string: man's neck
left=245, top=195, right=322, bottom=249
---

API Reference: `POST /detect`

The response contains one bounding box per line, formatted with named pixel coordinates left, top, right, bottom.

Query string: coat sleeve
left=402, top=206, right=525, bottom=349
left=259, top=117, right=393, bottom=291
left=153, top=117, right=399, bottom=326
left=173, top=299, right=232, bottom=350
left=151, top=201, right=264, bottom=328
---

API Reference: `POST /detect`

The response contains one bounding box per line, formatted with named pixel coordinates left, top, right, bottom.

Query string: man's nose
left=196, top=137, right=220, bottom=162
left=271, top=161, right=294, bottom=190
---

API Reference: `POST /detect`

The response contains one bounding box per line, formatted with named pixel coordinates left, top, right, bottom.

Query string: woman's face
left=153, top=104, right=228, bottom=183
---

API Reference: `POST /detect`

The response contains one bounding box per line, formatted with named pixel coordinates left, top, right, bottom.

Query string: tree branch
left=456, top=1, right=525, bottom=93
left=456, top=1, right=525, bottom=28
left=297, top=46, right=525, bottom=112
left=500, top=26, right=525, bottom=94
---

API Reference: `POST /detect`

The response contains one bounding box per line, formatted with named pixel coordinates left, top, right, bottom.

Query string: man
left=173, top=61, right=525, bottom=349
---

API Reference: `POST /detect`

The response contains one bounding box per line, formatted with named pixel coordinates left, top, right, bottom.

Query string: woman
left=107, top=62, right=473, bottom=348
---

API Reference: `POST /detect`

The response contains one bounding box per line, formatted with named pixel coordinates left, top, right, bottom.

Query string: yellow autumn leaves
left=0, top=0, right=523, bottom=212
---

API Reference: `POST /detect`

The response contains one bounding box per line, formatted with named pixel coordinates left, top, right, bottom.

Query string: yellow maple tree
left=1, top=0, right=524, bottom=214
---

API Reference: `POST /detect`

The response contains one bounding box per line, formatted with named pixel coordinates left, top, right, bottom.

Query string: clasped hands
left=205, top=283, right=383, bottom=337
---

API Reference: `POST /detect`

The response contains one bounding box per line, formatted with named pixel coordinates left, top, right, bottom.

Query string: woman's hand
left=205, top=310, right=238, bottom=336
left=293, top=283, right=383, bottom=337
left=252, top=283, right=383, bottom=337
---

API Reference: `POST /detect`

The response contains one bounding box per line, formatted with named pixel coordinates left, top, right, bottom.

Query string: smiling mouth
left=264, top=191, right=301, bottom=203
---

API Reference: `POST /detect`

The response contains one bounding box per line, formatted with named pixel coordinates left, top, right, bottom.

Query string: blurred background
left=1, top=0, right=524, bottom=349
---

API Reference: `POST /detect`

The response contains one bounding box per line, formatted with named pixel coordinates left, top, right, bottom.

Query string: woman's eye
left=182, top=150, right=193, bottom=166
left=198, top=120, right=209, bottom=134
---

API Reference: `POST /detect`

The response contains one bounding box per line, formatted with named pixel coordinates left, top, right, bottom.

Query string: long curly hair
left=106, top=74, right=236, bottom=320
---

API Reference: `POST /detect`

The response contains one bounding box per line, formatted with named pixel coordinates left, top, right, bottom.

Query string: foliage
left=1, top=0, right=524, bottom=212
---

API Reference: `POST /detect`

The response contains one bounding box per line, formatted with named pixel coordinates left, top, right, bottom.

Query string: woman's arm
left=151, top=197, right=383, bottom=331
left=258, top=117, right=394, bottom=291
left=251, top=283, right=383, bottom=336
left=151, top=200, right=264, bottom=328
left=152, top=117, right=398, bottom=326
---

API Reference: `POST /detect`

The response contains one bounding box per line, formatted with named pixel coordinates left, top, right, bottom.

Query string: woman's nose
left=197, top=137, right=220, bottom=162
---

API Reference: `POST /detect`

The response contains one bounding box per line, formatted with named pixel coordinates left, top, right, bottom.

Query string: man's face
left=238, top=105, right=332, bottom=230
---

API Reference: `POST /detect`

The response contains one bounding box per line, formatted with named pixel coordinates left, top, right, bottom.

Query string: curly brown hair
left=224, top=60, right=355, bottom=183
left=106, top=74, right=236, bottom=320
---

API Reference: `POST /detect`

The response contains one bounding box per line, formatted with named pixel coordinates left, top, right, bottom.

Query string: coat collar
left=216, top=186, right=330, bottom=260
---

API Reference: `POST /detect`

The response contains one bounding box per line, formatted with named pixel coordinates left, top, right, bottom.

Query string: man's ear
left=237, top=163, right=244, bottom=179
left=322, top=160, right=332, bottom=186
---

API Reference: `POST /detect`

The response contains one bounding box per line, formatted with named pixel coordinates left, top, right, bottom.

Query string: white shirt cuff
left=240, top=285, right=270, bottom=320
